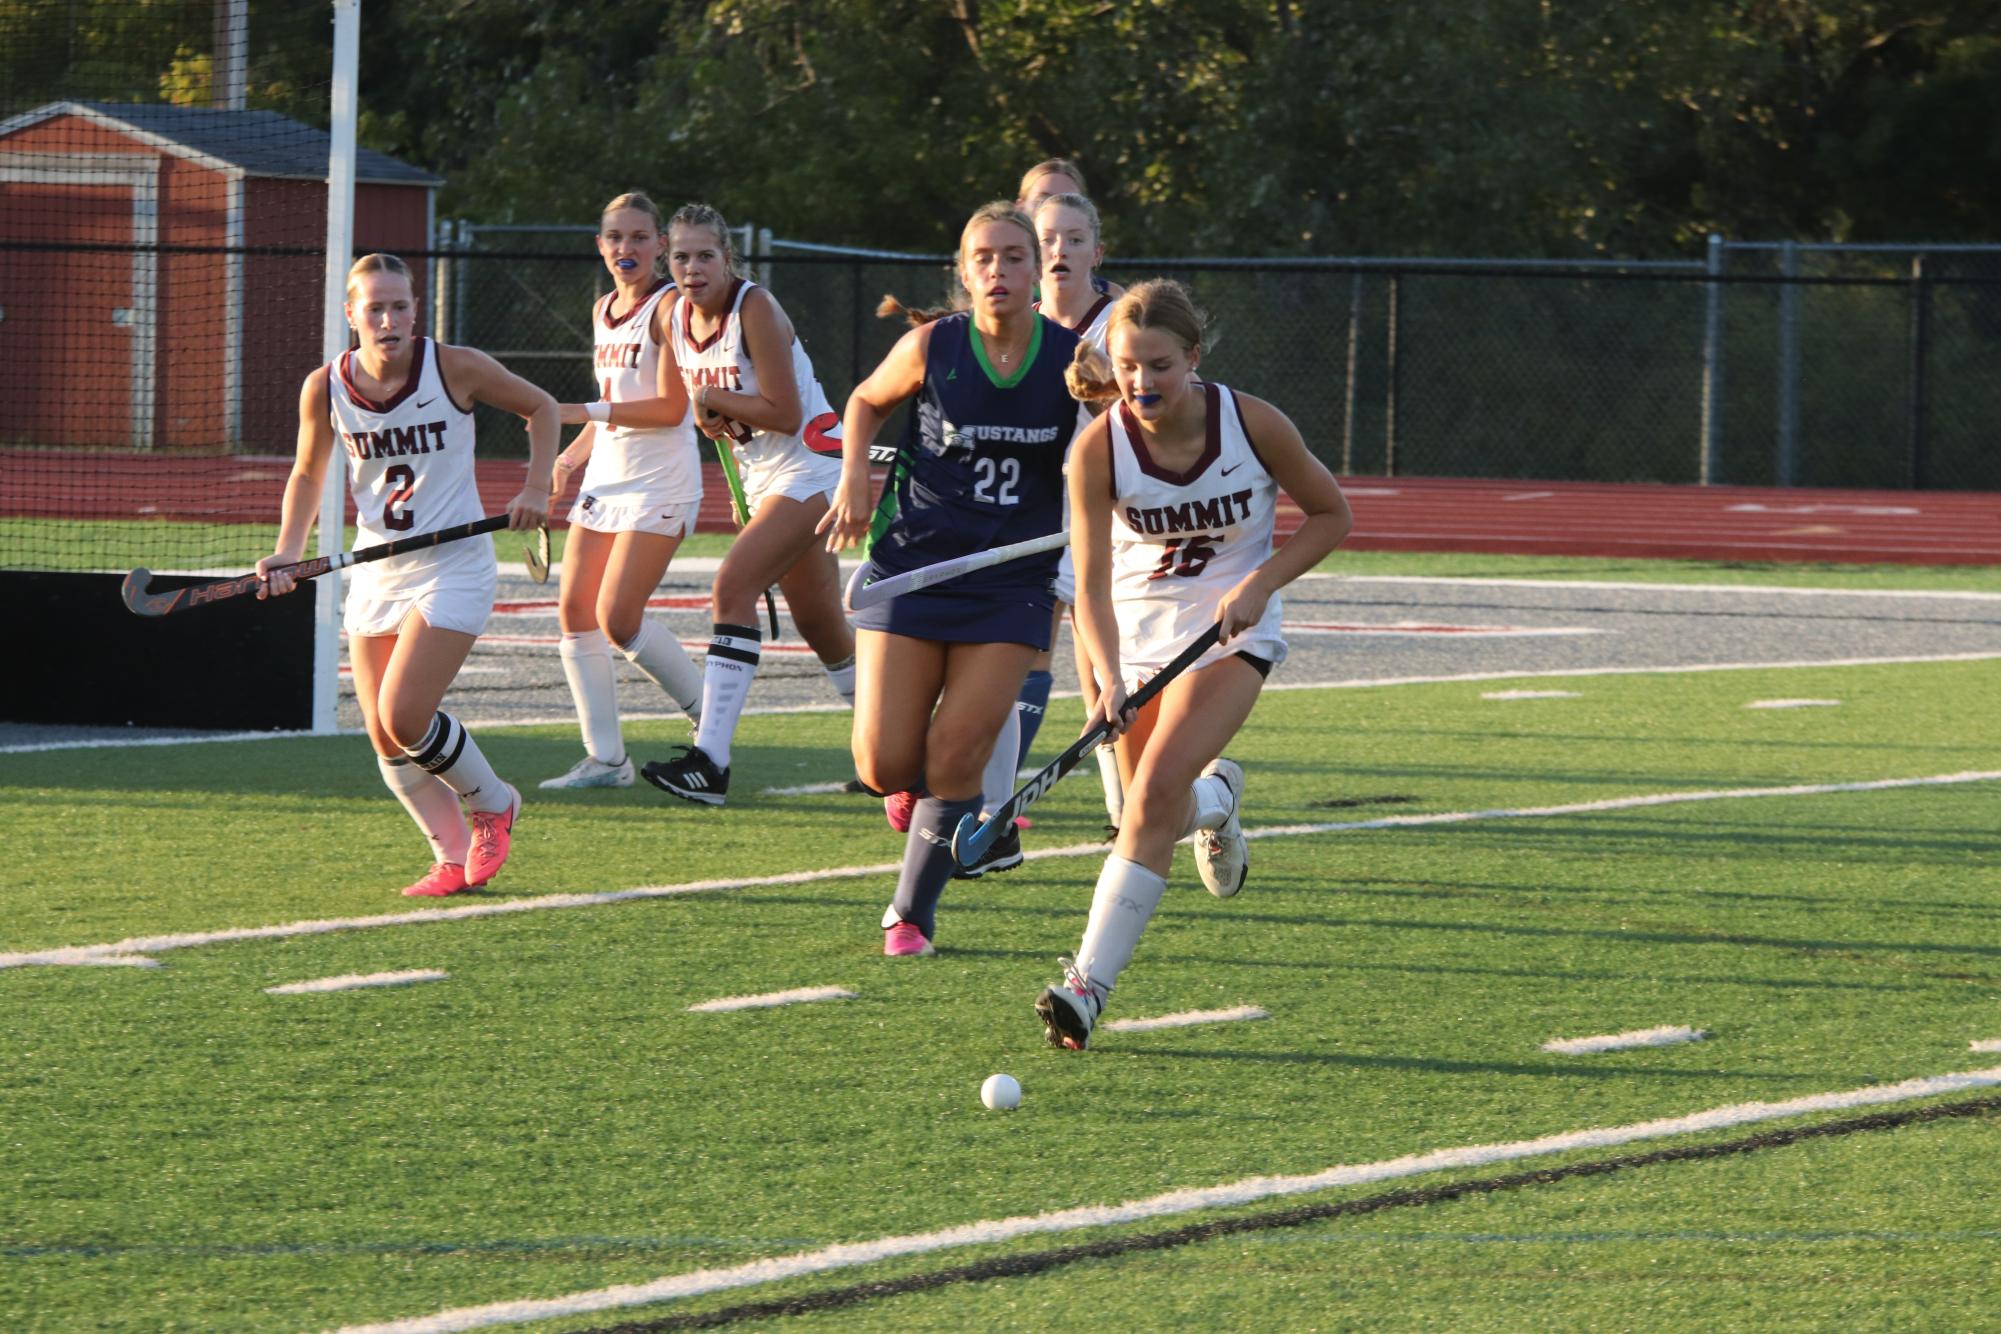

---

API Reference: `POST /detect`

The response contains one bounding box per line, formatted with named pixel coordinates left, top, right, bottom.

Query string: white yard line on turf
left=1482, top=690, right=1582, bottom=700
left=1102, top=1006, right=1269, bottom=1034
left=331, top=1065, right=2001, bottom=1334
left=1745, top=699, right=1841, bottom=709
left=8, top=769, right=1997, bottom=972
left=761, top=780, right=854, bottom=796
left=1972, top=1040, right=2001, bottom=1053
left=1542, top=1025, right=1706, bottom=1055
left=10, top=651, right=2001, bottom=756
left=687, top=986, right=855, bottom=1013
left=265, top=970, right=448, bottom=995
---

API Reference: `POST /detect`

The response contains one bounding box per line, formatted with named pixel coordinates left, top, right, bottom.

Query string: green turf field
left=4, top=642, right=1998, bottom=1330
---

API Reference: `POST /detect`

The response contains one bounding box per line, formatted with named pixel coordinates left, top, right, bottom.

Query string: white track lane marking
left=1542, top=1025, right=1706, bottom=1055
left=1286, top=623, right=1603, bottom=638
left=1323, top=573, right=2001, bottom=602
left=687, top=986, right=855, bottom=1013
left=9, top=651, right=1999, bottom=755
left=332, top=1065, right=2001, bottom=1334
left=265, top=970, right=448, bottom=995
left=1745, top=699, right=1841, bottom=709
left=1482, top=690, right=1582, bottom=700
left=1102, top=1006, right=1269, bottom=1033
left=8, top=770, right=1995, bottom=972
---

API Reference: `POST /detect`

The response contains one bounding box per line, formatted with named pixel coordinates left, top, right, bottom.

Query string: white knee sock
left=1178, top=772, right=1234, bottom=839
left=404, top=711, right=511, bottom=814
left=980, top=707, right=1022, bottom=820
left=692, top=623, right=761, bottom=769
left=617, top=619, right=704, bottom=723
left=1074, top=855, right=1167, bottom=994
left=558, top=629, right=623, bottom=763
left=1096, top=746, right=1125, bottom=827
left=377, top=753, right=470, bottom=865
left=822, top=654, right=856, bottom=706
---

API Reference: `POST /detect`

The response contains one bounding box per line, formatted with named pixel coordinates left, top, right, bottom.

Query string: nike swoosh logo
left=947, top=369, right=958, bottom=380
left=1220, top=462, right=1243, bottom=476
left=415, top=397, right=436, bottom=409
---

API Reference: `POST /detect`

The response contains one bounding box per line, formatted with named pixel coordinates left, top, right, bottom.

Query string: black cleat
left=642, top=744, right=730, bottom=807
left=952, top=821, right=1023, bottom=879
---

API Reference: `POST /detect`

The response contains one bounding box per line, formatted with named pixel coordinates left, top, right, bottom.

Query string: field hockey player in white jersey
left=256, top=253, right=558, bottom=898
left=1031, top=190, right=1123, bottom=828
left=540, top=192, right=706, bottom=790
left=1035, top=279, right=1352, bottom=1049
left=640, top=203, right=856, bottom=806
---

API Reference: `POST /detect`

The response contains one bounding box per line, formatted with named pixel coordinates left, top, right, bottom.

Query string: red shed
left=0, top=100, right=442, bottom=453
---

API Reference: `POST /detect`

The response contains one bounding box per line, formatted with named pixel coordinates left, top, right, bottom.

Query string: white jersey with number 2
left=328, top=335, right=491, bottom=597
left=1104, top=381, right=1285, bottom=679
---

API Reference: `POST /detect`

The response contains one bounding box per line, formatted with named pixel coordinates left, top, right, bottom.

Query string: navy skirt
left=850, top=563, right=1055, bottom=651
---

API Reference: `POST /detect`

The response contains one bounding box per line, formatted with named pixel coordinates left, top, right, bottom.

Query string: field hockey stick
left=951, top=620, right=1224, bottom=868
left=524, top=524, right=552, bottom=584
left=712, top=435, right=781, bottom=639
left=844, top=528, right=1068, bottom=612
left=121, top=514, right=513, bottom=618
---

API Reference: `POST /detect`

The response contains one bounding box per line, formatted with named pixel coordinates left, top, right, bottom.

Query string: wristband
left=585, top=401, right=610, bottom=424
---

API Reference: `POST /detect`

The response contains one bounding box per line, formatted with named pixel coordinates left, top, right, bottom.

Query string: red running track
left=6, top=450, right=1998, bottom=566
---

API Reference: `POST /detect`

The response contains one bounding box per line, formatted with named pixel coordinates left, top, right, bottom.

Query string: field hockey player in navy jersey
left=819, top=202, right=1083, bottom=957
left=1035, top=279, right=1352, bottom=1049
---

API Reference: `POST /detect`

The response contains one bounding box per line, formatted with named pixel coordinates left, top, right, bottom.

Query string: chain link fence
left=431, top=230, right=2001, bottom=493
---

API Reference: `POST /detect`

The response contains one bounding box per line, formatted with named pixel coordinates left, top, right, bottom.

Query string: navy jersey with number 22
left=864, top=312, right=1080, bottom=633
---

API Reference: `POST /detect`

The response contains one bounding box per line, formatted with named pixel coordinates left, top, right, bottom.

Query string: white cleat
left=1194, top=756, right=1248, bottom=898
left=538, top=754, right=635, bottom=790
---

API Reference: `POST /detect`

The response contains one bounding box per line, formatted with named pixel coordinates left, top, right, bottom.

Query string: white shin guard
left=980, top=707, right=1022, bottom=820
left=1074, top=855, right=1167, bottom=995
left=558, top=629, right=623, bottom=763
left=618, top=619, right=704, bottom=721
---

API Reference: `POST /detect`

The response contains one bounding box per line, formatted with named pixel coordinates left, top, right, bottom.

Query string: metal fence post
left=452, top=220, right=471, bottom=345
left=1776, top=239, right=1800, bottom=486
left=1907, top=254, right=1931, bottom=488
left=1699, top=232, right=1725, bottom=485
left=1341, top=272, right=1361, bottom=475
left=431, top=217, right=451, bottom=343
left=1384, top=271, right=1401, bottom=478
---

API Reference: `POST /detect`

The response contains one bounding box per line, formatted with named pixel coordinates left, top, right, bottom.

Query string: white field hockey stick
left=844, top=528, right=1069, bottom=612
left=951, top=620, right=1224, bottom=868
left=121, top=514, right=512, bottom=618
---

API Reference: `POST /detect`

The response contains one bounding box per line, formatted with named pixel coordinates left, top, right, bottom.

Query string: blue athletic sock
left=1014, top=669, right=1053, bottom=765
left=891, top=794, right=981, bottom=941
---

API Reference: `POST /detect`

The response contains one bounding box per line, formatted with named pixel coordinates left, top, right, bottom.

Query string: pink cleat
left=465, top=783, right=521, bottom=886
left=400, top=863, right=468, bottom=898
left=883, top=921, right=935, bottom=957
left=884, top=789, right=917, bottom=833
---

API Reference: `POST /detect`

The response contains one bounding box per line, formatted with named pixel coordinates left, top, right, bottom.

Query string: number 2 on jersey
left=383, top=463, right=415, bottom=531
left=972, top=455, right=1021, bottom=505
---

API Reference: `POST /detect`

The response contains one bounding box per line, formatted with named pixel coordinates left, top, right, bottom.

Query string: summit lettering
left=341, top=421, right=449, bottom=461
left=1124, top=488, right=1255, bottom=535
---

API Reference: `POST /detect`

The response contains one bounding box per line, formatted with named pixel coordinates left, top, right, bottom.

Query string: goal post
left=315, top=0, right=362, bottom=734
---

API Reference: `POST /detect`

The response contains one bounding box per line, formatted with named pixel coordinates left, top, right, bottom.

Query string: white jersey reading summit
left=1106, top=381, right=1285, bottom=679
left=328, top=336, right=495, bottom=632
left=669, top=277, right=841, bottom=512
left=574, top=279, right=702, bottom=532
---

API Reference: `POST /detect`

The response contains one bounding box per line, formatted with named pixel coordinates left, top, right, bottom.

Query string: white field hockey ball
left=980, top=1073, right=1021, bottom=1110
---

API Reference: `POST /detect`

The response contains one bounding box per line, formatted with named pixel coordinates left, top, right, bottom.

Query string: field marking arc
left=331, top=1065, right=2001, bottom=1334
left=6, top=769, right=1996, bottom=972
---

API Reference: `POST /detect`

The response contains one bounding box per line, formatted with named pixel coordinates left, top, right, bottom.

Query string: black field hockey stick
left=951, top=620, right=1224, bottom=869
left=844, top=528, right=1068, bottom=612
left=120, top=514, right=513, bottom=618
